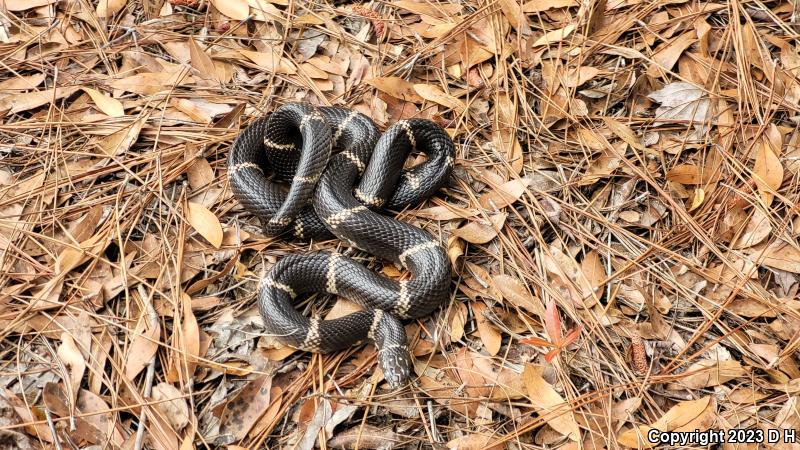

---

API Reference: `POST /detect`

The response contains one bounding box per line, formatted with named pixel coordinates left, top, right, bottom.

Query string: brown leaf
left=211, top=0, right=249, bottom=20
left=151, top=383, right=190, bottom=431
left=98, top=114, right=147, bottom=156
left=221, top=375, right=274, bottom=439
left=731, top=207, right=772, bottom=249
left=617, top=396, right=716, bottom=448
left=0, top=86, right=79, bottom=114
left=108, top=72, right=192, bottom=95
left=753, top=126, right=784, bottom=206
left=523, top=0, right=577, bottom=13
left=666, top=164, right=722, bottom=184
left=125, top=312, right=160, bottom=379
left=522, top=365, right=580, bottom=441
left=168, top=293, right=201, bottom=381
left=531, top=24, right=576, bottom=47
left=413, top=84, right=466, bottom=114
left=188, top=39, right=218, bottom=81
left=479, top=177, right=531, bottom=209
left=493, top=93, right=523, bottom=175
left=96, top=0, right=127, bottom=18
left=472, top=301, right=502, bottom=356
left=369, top=76, right=424, bottom=103
left=449, top=302, right=468, bottom=342
left=82, top=88, right=125, bottom=117
left=392, top=1, right=463, bottom=17
left=451, top=212, right=507, bottom=244
left=57, top=333, right=86, bottom=401
left=3, top=0, right=57, bottom=10
left=239, top=49, right=297, bottom=74
left=563, top=66, right=600, bottom=88
left=186, top=202, right=223, bottom=248
left=497, top=0, right=531, bottom=34
left=648, top=32, right=697, bottom=75
left=493, top=274, right=545, bottom=317
left=755, top=241, right=800, bottom=273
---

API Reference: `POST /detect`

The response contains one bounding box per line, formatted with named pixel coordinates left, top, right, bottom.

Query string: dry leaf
left=98, top=115, right=147, bottom=156
left=472, top=301, right=502, bottom=355
left=3, top=0, right=58, bottom=10
left=188, top=39, right=219, bottom=81
left=239, top=49, right=297, bottom=74
left=532, top=24, right=576, bottom=47
left=392, top=1, right=463, bottom=17
left=96, top=0, right=127, bottom=18
left=665, top=164, right=721, bottom=184
left=370, top=77, right=424, bottom=103
left=522, top=365, right=580, bottom=441
left=753, top=127, right=784, bottom=206
left=57, top=332, right=86, bottom=399
left=617, top=396, right=716, bottom=448
left=493, top=274, right=545, bottom=317
left=479, top=177, right=532, bottom=209
left=414, top=84, right=466, bottom=114
left=0, top=86, right=79, bottom=114
left=83, top=88, right=125, bottom=117
left=151, top=383, right=190, bottom=431
left=451, top=212, right=507, bottom=244
left=211, top=0, right=249, bottom=20
left=186, top=202, right=223, bottom=248
left=125, top=312, right=160, bottom=379
left=648, top=82, right=711, bottom=125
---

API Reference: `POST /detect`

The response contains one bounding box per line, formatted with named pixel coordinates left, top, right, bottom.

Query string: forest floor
left=1, top=0, right=800, bottom=448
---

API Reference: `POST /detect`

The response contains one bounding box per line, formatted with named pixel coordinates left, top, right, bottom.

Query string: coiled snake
left=228, top=103, right=454, bottom=388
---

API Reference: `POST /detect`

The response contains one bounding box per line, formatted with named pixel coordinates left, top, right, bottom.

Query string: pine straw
left=1, top=0, right=800, bottom=448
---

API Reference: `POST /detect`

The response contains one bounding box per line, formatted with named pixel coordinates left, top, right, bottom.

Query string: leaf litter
left=1, top=0, right=800, bottom=448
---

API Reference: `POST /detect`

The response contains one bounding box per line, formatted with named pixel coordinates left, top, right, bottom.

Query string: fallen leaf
left=493, top=274, right=545, bottom=317
left=98, top=115, right=148, bottom=156
left=414, top=84, right=466, bottom=114
left=57, top=333, right=86, bottom=399
left=3, top=0, right=58, bottom=10
left=617, top=396, right=716, bottom=448
left=479, top=177, right=532, bottom=209
left=151, top=383, right=190, bottom=431
left=753, top=126, right=784, bottom=206
left=665, top=164, right=721, bottom=184
left=125, top=311, right=160, bottom=380
left=732, top=207, right=772, bottom=249
left=472, top=301, right=502, bottom=355
left=522, top=365, right=580, bottom=441
left=96, top=0, right=127, bottom=18
left=0, top=86, right=79, bottom=114
left=239, top=49, right=296, bottom=74
left=497, top=0, right=531, bottom=34
left=211, top=0, right=249, bottom=20
left=451, top=212, right=507, bottom=244
left=648, top=82, right=711, bottom=125
left=83, top=88, right=125, bottom=117
left=532, top=23, right=576, bottom=47
left=648, top=31, right=696, bottom=75
left=370, top=77, right=424, bottom=103
left=668, top=359, right=747, bottom=389
left=392, top=1, right=463, bottom=17
left=188, top=39, right=218, bottom=81
left=186, top=202, right=223, bottom=248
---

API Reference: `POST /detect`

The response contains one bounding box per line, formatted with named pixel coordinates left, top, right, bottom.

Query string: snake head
left=378, top=346, right=413, bottom=390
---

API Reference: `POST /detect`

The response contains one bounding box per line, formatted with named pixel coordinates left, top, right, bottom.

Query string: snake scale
left=228, top=103, right=454, bottom=388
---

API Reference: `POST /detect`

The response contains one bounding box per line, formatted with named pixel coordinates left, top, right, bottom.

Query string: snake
left=227, top=103, right=454, bottom=388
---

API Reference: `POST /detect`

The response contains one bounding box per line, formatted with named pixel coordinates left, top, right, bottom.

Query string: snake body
left=228, top=103, right=454, bottom=388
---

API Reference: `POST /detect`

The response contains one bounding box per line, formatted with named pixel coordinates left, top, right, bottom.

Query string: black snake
left=228, top=103, right=454, bottom=388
